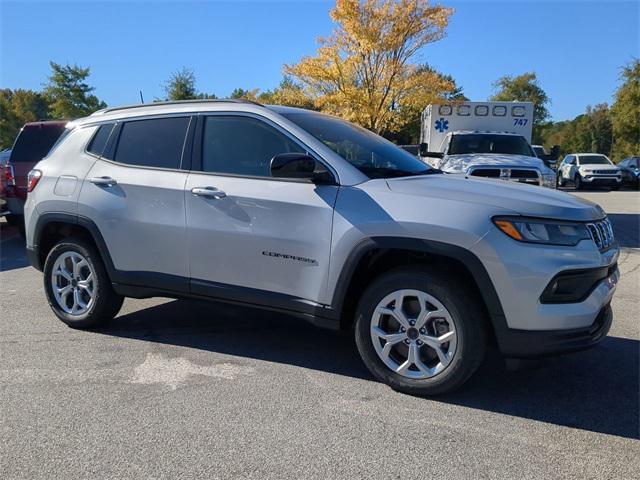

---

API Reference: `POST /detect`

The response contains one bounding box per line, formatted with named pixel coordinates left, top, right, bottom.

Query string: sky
left=1, top=0, right=638, bottom=121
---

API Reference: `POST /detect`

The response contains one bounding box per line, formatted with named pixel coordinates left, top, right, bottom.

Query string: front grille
left=510, top=169, right=538, bottom=179
left=587, top=218, right=615, bottom=250
left=468, top=167, right=541, bottom=184
left=469, top=168, right=500, bottom=178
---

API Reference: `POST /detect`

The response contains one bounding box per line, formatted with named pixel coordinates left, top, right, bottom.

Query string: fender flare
left=30, top=212, right=118, bottom=280
left=329, top=236, right=507, bottom=333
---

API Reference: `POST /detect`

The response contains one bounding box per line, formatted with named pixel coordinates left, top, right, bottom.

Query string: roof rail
left=91, top=98, right=264, bottom=116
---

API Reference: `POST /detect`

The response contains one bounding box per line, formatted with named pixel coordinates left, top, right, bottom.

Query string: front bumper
left=582, top=175, right=621, bottom=184
left=496, top=303, right=613, bottom=357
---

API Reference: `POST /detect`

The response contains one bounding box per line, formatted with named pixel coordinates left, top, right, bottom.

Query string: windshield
left=579, top=155, right=612, bottom=165
left=280, top=111, right=435, bottom=179
left=449, top=134, right=534, bottom=156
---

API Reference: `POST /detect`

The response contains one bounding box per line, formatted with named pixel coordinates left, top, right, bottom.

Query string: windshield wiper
left=359, top=167, right=442, bottom=179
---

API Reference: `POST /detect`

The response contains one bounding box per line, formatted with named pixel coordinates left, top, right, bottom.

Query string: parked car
left=531, top=144, right=559, bottom=170
left=24, top=100, right=618, bottom=395
left=618, top=156, right=640, bottom=188
left=0, top=149, right=11, bottom=219
left=4, top=121, right=67, bottom=231
left=556, top=153, right=621, bottom=190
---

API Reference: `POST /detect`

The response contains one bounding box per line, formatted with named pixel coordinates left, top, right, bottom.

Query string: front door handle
left=191, top=187, right=227, bottom=199
left=89, top=176, right=117, bottom=186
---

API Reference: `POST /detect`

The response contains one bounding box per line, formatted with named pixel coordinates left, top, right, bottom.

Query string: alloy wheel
left=51, top=251, right=96, bottom=316
left=370, top=289, right=458, bottom=379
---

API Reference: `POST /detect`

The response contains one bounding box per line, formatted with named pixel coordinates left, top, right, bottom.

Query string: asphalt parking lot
left=1, top=190, right=638, bottom=479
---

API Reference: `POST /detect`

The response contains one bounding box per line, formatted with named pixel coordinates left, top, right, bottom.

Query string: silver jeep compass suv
left=24, top=100, right=619, bottom=395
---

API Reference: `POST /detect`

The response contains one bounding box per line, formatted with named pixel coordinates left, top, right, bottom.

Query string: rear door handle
left=191, top=187, right=227, bottom=199
left=89, top=176, right=117, bottom=186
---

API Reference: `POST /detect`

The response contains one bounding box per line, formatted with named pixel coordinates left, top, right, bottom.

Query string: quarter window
left=87, top=123, right=115, bottom=157
left=114, top=117, right=190, bottom=169
left=201, top=116, right=305, bottom=177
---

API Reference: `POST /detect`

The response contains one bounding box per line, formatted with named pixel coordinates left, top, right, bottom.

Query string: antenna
left=139, top=90, right=144, bottom=103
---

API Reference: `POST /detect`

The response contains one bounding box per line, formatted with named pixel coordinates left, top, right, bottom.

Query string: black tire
left=611, top=183, right=620, bottom=191
left=354, top=268, right=486, bottom=396
left=574, top=174, right=583, bottom=190
left=43, top=236, right=124, bottom=329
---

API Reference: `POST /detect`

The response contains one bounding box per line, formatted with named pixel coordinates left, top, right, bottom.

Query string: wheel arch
left=30, top=213, right=117, bottom=281
left=331, top=237, right=507, bottom=338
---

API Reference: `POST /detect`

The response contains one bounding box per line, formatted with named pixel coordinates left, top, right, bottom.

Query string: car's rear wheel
left=43, top=237, right=123, bottom=329
left=354, top=268, right=486, bottom=396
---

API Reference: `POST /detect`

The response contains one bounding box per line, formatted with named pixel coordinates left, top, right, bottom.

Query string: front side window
left=280, top=111, right=434, bottom=179
left=201, top=116, right=305, bottom=177
left=578, top=155, right=612, bottom=165
left=448, top=134, right=534, bottom=157
left=114, top=117, right=190, bottom=169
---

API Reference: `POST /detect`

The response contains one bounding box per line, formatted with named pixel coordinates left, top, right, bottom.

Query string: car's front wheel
left=574, top=174, right=583, bottom=190
left=354, top=268, right=486, bottom=396
left=43, top=237, right=124, bottom=329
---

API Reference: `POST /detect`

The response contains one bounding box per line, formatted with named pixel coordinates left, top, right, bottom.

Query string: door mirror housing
left=419, top=143, right=429, bottom=157
left=270, top=153, right=334, bottom=184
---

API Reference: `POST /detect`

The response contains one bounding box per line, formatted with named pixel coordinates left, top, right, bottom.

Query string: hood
left=442, top=154, right=550, bottom=173
left=385, top=173, right=605, bottom=222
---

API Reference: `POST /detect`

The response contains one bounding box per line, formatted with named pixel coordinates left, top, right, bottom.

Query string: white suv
left=24, top=100, right=619, bottom=395
left=557, top=153, right=621, bottom=190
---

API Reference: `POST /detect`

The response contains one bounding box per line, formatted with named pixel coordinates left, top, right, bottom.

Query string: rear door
left=78, top=115, right=194, bottom=291
left=184, top=113, right=338, bottom=307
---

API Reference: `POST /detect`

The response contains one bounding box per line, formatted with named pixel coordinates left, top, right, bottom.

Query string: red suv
left=4, top=121, right=67, bottom=231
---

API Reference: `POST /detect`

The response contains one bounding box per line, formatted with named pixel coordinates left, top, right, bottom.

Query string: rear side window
left=114, top=117, right=190, bottom=169
left=10, top=124, right=67, bottom=163
left=87, top=123, right=115, bottom=156
left=201, top=116, right=305, bottom=177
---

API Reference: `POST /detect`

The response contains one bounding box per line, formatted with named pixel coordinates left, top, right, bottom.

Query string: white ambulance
left=418, top=102, right=556, bottom=188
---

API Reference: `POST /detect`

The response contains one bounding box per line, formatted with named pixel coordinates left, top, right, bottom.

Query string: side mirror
left=550, top=145, right=560, bottom=159
left=419, top=143, right=429, bottom=157
left=270, top=153, right=334, bottom=184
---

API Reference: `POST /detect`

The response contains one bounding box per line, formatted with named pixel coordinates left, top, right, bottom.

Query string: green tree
left=43, top=62, right=106, bottom=118
left=610, top=59, right=640, bottom=161
left=163, top=67, right=198, bottom=100
left=0, top=89, right=51, bottom=149
left=540, top=104, right=612, bottom=157
left=490, top=72, right=550, bottom=141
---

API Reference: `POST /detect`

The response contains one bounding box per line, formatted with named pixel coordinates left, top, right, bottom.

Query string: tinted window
left=281, top=111, right=434, bottom=179
left=10, top=123, right=67, bottom=163
left=87, top=123, right=114, bottom=156
left=114, top=117, right=190, bottom=169
left=202, top=116, right=305, bottom=176
left=449, top=134, right=534, bottom=156
left=578, top=155, right=611, bottom=165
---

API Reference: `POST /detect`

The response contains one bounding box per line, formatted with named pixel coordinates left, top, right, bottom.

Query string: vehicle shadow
left=99, top=299, right=639, bottom=440
left=0, top=223, right=28, bottom=272
left=608, top=213, right=640, bottom=248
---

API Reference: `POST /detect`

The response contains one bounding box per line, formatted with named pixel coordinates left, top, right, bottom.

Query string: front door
left=185, top=114, right=338, bottom=307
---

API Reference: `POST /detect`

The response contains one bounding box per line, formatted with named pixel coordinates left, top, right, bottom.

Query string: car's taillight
left=4, top=164, right=15, bottom=186
left=27, top=169, right=42, bottom=193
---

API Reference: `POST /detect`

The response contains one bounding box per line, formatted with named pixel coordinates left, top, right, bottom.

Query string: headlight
left=493, top=216, right=591, bottom=246
left=541, top=173, right=555, bottom=188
